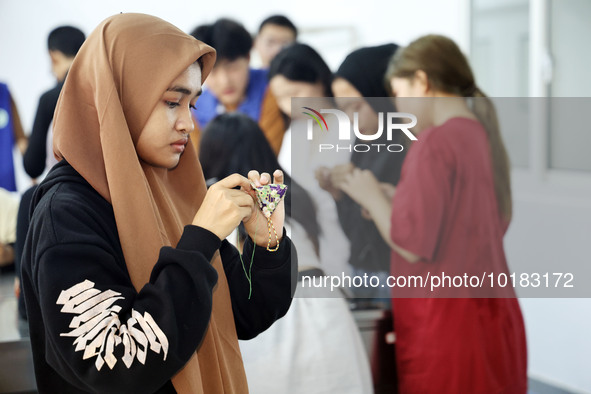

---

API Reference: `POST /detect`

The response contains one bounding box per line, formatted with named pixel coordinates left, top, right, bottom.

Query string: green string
left=239, top=207, right=259, bottom=299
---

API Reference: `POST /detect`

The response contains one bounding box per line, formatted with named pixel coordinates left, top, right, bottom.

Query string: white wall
left=471, top=0, right=591, bottom=391
left=0, top=0, right=469, bottom=137
left=507, top=178, right=591, bottom=392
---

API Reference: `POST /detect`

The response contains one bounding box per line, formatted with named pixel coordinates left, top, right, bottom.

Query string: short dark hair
left=268, top=43, right=333, bottom=97
left=190, top=18, right=252, bottom=62
left=258, top=15, right=297, bottom=38
left=47, top=26, right=85, bottom=57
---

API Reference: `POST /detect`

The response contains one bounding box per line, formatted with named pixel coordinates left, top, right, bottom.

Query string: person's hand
left=330, top=163, right=354, bottom=189
left=243, top=170, right=286, bottom=248
left=0, top=243, right=14, bottom=266
left=379, top=182, right=397, bottom=201
left=315, top=166, right=341, bottom=199
left=14, top=277, right=20, bottom=299
left=361, top=207, right=372, bottom=220
left=192, top=174, right=255, bottom=240
left=339, top=168, right=383, bottom=210
left=315, top=166, right=331, bottom=190
left=17, top=138, right=28, bottom=155
left=360, top=182, right=396, bottom=220
left=315, top=163, right=354, bottom=200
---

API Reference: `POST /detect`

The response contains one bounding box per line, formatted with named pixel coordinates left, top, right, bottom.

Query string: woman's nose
left=176, top=108, right=195, bottom=133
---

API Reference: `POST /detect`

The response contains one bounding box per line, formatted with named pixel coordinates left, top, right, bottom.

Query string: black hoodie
left=21, top=160, right=296, bottom=394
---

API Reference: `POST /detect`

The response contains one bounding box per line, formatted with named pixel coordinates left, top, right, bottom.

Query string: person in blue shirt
left=0, top=82, right=25, bottom=269
left=189, top=18, right=285, bottom=155
left=0, top=82, right=26, bottom=192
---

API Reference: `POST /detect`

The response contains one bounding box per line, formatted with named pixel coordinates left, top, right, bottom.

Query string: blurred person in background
left=317, top=43, right=404, bottom=303
left=268, top=42, right=353, bottom=283
left=200, top=112, right=372, bottom=394
left=339, top=34, right=527, bottom=393
left=253, top=15, right=298, bottom=69
left=190, top=18, right=285, bottom=154
left=24, top=25, right=85, bottom=181
left=0, top=82, right=25, bottom=271
left=317, top=43, right=405, bottom=392
left=0, top=82, right=27, bottom=192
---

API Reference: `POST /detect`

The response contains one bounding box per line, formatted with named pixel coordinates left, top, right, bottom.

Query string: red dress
left=389, top=117, right=527, bottom=393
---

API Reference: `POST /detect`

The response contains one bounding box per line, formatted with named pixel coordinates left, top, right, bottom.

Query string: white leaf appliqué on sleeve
left=56, top=280, right=169, bottom=371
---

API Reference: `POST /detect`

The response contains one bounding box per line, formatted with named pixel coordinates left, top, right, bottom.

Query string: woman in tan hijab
left=20, top=13, right=295, bottom=394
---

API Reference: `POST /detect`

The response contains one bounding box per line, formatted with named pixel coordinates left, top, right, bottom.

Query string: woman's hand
left=315, top=166, right=341, bottom=199
left=380, top=182, right=397, bottom=201
left=17, top=137, right=28, bottom=155
left=330, top=162, right=354, bottom=189
left=315, top=163, right=354, bottom=200
left=360, top=182, right=396, bottom=220
left=341, top=171, right=414, bottom=261
left=192, top=174, right=255, bottom=240
left=243, top=169, right=286, bottom=248
left=339, top=168, right=384, bottom=210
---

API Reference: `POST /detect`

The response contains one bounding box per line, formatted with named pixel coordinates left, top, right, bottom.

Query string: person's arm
left=341, top=137, right=453, bottom=265
left=220, top=228, right=296, bottom=339
left=30, top=221, right=220, bottom=393
left=318, top=164, right=379, bottom=248
left=9, top=95, right=27, bottom=154
left=362, top=189, right=420, bottom=263
left=24, top=89, right=59, bottom=178
left=339, top=169, right=420, bottom=263
left=192, top=170, right=295, bottom=339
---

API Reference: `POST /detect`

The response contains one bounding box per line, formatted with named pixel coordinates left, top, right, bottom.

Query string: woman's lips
left=171, top=138, right=188, bottom=153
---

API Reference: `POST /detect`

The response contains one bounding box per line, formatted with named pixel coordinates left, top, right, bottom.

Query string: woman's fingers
left=227, top=188, right=255, bottom=207
left=260, top=172, right=271, bottom=185
left=239, top=206, right=253, bottom=221
left=340, top=169, right=357, bottom=187
left=273, top=169, right=284, bottom=184
left=339, top=175, right=353, bottom=193
left=248, top=169, right=284, bottom=187
left=218, top=173, right=253, bottom=191
left=248, top=170, right=262, bottom=187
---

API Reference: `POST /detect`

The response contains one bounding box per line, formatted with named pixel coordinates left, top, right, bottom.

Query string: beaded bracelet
left=240, top=182, right=288, bottom=299
left=251, top=182, right=287, bottom=252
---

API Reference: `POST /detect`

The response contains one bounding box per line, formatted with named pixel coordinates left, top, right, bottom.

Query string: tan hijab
left=53, top=13, right=247, bottom=393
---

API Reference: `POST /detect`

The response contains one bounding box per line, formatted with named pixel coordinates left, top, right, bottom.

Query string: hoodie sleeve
left=24, top=188, right=220, bottom=393
left=220, top=228, right=297, bottom=339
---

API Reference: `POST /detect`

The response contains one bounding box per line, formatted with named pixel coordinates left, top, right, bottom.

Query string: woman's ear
left=413, top=70, right=431, bottom=95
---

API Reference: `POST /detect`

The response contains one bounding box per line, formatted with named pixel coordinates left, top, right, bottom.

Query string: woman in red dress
left=340, top=35, right=527, bottom=393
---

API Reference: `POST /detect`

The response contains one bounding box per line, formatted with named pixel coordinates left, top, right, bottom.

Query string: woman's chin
left=139, top=155, right=181, bottom=170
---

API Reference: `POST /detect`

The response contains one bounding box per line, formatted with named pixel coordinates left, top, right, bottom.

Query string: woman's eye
left=190, top=104, right=196, bottom=110
left=165, top=101, right=180, bottom=108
